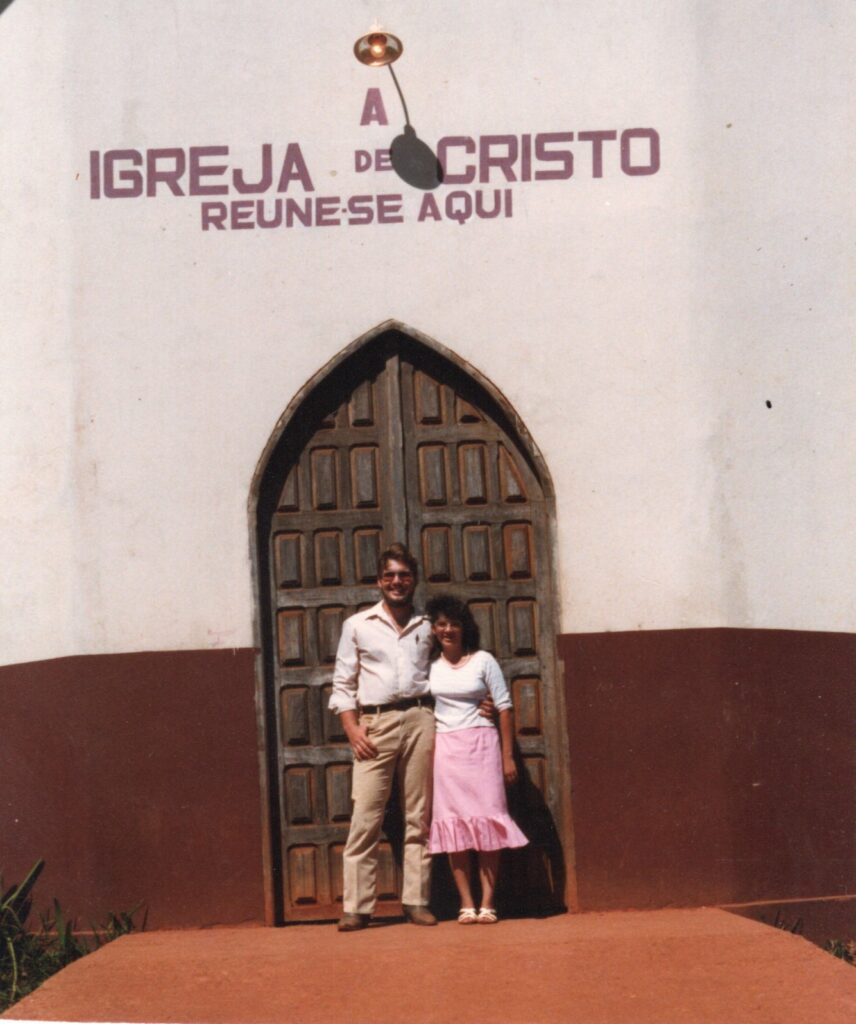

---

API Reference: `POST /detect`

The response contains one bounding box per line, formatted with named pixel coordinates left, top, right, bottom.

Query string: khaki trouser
left=342, top=705, right=435, bottom=915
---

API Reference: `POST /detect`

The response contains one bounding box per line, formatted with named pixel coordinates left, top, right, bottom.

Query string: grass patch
left=1, top=860, right=143, bottom=1013
left=826, top=939, right=856, bottom=966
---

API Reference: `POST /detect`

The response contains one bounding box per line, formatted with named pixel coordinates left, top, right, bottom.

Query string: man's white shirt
left=328, top=601, right=433, bottom=714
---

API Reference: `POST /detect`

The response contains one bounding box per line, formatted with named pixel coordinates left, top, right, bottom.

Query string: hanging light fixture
left=352, top=27, right=443, bottom=190
left=353, top=30, right=403, bottom=67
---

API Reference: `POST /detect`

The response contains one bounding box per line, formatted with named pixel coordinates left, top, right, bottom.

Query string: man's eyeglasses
left=381, top=571, right=414, bottom=581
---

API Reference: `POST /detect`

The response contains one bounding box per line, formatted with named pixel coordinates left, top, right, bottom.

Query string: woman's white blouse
left=428, top=650, right=512, bottom=733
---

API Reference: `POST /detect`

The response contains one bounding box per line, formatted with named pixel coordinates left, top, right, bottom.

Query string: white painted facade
left=1, top=1, right=853, bottom=665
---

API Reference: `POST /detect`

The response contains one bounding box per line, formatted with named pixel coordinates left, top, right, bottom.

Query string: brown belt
left=359, top=696, right=435, bottom=715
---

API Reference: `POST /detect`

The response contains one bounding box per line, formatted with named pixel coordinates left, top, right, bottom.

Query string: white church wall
left=0, top=0, right=852, bottom=665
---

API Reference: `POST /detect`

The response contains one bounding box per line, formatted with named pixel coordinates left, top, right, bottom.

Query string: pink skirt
left=428, top=727, right=529, bottom=853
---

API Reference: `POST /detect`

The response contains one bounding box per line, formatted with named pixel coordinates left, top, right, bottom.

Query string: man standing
left=329, top=542, right=438, bottom=931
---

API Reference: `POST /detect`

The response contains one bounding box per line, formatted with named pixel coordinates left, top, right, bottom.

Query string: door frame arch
left=248, top=320, right=577, bottom=923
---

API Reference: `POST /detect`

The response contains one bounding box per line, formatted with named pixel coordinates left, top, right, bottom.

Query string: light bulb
left=353, top=29, right=403, bottom=66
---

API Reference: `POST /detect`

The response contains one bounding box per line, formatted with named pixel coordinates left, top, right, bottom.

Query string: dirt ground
left=4, top=907, right=855, bottom=1024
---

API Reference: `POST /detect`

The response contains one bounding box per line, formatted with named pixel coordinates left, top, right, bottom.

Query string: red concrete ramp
left=4, top=908, right=854, bottom=1024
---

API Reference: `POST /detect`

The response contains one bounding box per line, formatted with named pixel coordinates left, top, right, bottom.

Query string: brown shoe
left=402, top=904, right=438, bottom=926
left=337, top=913, right=371, bottom=932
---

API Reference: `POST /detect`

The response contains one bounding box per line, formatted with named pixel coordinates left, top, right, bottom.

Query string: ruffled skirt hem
left=428, top=814, right=529, bottom=854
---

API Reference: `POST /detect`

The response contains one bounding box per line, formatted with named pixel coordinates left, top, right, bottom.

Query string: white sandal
left=477, top=907, right=498, bottom=924
left=457, top=907, right=478, bottom=924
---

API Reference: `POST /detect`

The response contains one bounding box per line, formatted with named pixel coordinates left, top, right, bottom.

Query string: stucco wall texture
left=1, top=2, right=853, bottom=668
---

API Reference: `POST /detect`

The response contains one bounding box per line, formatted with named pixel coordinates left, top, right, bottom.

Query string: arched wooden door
left=253, top=325, right=572, bottom=923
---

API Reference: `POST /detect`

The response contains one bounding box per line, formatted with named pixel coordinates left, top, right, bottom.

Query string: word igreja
left=89, top=144, right=314, bottom=199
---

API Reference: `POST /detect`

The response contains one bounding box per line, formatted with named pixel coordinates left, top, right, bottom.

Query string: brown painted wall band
left=0, top=629, right=852, bottom=929
left=559, top=628, right=855, bottom=910
left=0, top=649, right=265, bottom=930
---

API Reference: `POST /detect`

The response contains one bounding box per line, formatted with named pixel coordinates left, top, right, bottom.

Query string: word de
left=354, top=149, right=392, bottom=172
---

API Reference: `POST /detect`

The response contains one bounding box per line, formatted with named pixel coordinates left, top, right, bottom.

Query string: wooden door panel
left=400, top=358, right=562, bottom=915
left=270, top=359, right=405, bottom=920
left=269, top=341, right=566, bottom=920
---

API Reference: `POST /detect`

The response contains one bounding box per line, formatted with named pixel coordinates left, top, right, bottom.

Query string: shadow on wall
left=390, top=126, right=444, bottom=190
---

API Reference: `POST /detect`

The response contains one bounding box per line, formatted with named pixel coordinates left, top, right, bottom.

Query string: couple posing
left=328, top=542, right=528, bottom=931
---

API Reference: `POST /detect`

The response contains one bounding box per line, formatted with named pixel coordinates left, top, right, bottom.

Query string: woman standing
left=426, top=595, right=528, bottom=923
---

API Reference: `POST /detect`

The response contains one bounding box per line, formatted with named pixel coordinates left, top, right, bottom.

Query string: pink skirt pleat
left=428, top=727, right=528, bottom=853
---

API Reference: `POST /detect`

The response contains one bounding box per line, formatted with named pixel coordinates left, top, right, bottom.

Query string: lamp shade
left=353, top=31, right=403, bottom=67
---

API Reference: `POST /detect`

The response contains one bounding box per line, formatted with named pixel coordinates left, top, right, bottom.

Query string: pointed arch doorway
left=251, top=322, right=575, bottom=923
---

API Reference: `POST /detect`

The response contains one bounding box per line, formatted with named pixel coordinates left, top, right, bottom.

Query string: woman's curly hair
left=425, top=594, right=481, bottom=655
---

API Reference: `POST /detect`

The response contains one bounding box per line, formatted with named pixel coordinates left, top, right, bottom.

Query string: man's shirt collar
left=367, top=600, right=427, bottom=635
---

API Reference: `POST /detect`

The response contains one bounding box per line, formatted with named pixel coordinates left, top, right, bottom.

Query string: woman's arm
left=481, top=653, right=517, bottom=782
left=497, top=708, right=518, bottom=784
